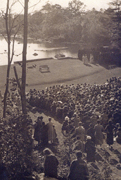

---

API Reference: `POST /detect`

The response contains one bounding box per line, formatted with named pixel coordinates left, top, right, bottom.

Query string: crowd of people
left=26, top=76, right=121, bottom=180
left=1, top=76, right=121, bottom=179
left=40, top=116, right=121, bottom=180
left=27, top=76, right=121, bottom=128
left=42, top=147, right=89, bottom=180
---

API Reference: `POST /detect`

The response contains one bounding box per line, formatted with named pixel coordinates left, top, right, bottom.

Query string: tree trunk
left=21, top=0, right=29, bottom=114
left=3, top=40, right=11, bottom=118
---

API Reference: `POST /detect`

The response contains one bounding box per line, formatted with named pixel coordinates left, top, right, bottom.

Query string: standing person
left=68, top=151, right=89, bottom=180
left=105, top=120, right=115, bottom=146
left=87, top=123, right=95, bottom=143
left=72, top=113, right=79, bottom=128
left=41, top=122, right=48, bottom=146
left=74, top=122, right=86, bottom=142
left=94, top=120, right=104, bottom=146
left=34, top=116, right=43, bottom=145
left=43, top=148, right=59, bottom=179
left=62, top=116, right=69, bottom=136
left=47, top=117, right=56, bottom=144
left=85, top=136, right=96, bottom=162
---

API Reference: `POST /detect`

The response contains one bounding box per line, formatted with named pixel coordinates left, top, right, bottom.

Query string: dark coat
left=68, top=159, right=89, bottom=180
left=44, top=154, right=59, bottom=178
left=41, top=124, right=48, bottom=145
left=105, top=124, right=115, bottom=145
left=85, top=139, right=96, bottom=162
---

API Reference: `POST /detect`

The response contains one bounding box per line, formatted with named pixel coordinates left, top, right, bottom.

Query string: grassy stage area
left=0, top=58, right=121, bottom=93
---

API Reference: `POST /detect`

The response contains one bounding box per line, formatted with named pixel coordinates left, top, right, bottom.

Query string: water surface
left=0, top=37, right=79, bottom=66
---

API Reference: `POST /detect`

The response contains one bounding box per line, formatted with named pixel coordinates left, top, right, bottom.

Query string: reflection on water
left=0, top=36, right=79, bottom=65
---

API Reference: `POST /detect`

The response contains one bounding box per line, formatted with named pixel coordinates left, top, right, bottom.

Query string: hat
left=43, top=148, right=52, bottom=155
left=65, top=116, right=69, bottom=121
left=86, top=136, right=91, bottom=140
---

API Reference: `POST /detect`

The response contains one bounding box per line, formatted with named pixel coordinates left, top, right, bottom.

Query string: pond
left=0, top=36, right=79, bottom=66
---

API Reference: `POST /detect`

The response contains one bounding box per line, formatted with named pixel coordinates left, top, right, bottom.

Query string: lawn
left=0, top=58, right=121, bottom=93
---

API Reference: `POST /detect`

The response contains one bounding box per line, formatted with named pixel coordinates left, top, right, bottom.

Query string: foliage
left=27, top=1, right=116, bottom=47
left=68, top=0, right=85, bottom=16
left=0, top=114, right=34, bottom=179
left=81, top=9, right=112, bottom=48
left=1, top=1, right=121, bottom=49
left=106, top=0, right=121, bottom=48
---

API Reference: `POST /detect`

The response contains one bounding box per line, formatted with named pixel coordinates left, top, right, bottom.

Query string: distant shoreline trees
left=1, top=0, right=121, bottom=49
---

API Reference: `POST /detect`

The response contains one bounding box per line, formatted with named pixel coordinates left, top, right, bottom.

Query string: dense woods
left=2, top=0, right=121, bottom=47
left=0, top=0, right=121, bottom=49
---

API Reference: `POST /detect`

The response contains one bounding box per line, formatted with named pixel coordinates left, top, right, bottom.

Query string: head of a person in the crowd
left=65, top=116, right=69, bottom=121
left=43, top=148, right=53, bottom=156
left=76, top=151, right=82, bottom=159
left=38, top=116, right=43, bottom=120
left=79, top=122, right=83, bottom=126
left=42, top=122, right=45, bottom=126
left=49, top=117, right=51, bottom=122
left=108, top=119, right=112, bottom=125
left=86, top=136, right=92, bottom=141
left=116, top=123, right=120, bottom=128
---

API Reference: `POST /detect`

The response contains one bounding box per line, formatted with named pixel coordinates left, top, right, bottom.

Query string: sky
left=0, top=0, right=112, bottom=14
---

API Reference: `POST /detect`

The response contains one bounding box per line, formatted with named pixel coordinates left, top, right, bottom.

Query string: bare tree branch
left=10, top=0, right=18, bottom=10
left=9, top=11, right=23, bottom=35
left=29, top=0, right=41, bottom=10
left=18, top=0, right=24, bottom=8
left=5, top=0, right=10, bottom=41
left=10, top=23, right=23, bottom=63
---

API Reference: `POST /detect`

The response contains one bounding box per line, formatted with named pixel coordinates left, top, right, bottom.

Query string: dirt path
left=29, top=111, right=64, bottom=147
left=28, top=110, right=70, bottom=178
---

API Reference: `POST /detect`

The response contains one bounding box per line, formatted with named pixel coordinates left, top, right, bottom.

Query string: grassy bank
left=0, top=58, right=121, bottom=94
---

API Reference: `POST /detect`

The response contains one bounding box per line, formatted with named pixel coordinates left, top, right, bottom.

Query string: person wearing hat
left=34, top=116, right=43, bottom=145
left=68, top=151, right=89, bottom=180
left=105, top=119, right=115, bottom=146
left=94, top=119, right=104, bottom=146
left=87, top=123, right=95, bottom=143
left=47, top=117, right=56, bottom=144
left=73, top=122, right=86, bottom=142
left=85, top=136, right=96, bottom=162
left=62, top=116, right=69, bottom=136
left=43, top=148, right=59, bottom=179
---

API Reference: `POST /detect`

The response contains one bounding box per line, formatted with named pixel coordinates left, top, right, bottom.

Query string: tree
left=0, top=114, right=34, bottom=179
left=68, top=0, right=85, bottom=16
left=81, top=9, right=111, bottom=48
left=107, top=0, right=121, bottom=47
left=2, top=0, right=24, bottom=118
left=21, top=0, right=29, bottom=115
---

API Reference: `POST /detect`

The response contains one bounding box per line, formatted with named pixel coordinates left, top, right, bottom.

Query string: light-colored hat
left=86, top=136, right=91, bottom=140
left=65, top=116, right=69, bottom=121
left=43, top=148, right=52, bottom=155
